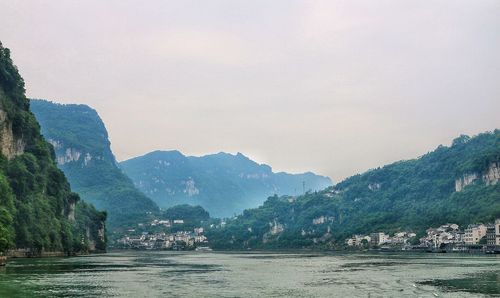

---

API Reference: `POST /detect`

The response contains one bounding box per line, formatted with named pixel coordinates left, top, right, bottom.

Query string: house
left=464, top=224, right=487, bottom=245
left=488, top=219, right=500, bottom=246
left=370, top=232, right=389, bottom=246
left=486, top=225, right=496, bottom=246
left=194, top=235, right=207, bottom=243
left=346, top=235, right=371, bottom=246
left=158, top=220, right=171, bottom=227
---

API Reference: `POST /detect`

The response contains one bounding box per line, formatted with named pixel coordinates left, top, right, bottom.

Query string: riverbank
left=6, top=250, right=67, bottom=258
left=1, top=249, right=106, bottom=265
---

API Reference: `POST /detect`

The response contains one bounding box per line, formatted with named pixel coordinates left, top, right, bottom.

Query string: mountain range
left=30, top=99, right=331, bottom=220
left=120, top=150, right=332, bottom=217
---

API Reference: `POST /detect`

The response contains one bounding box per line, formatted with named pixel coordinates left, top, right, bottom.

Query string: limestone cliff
left=0, top=103, right=24, bottom=159
left=484, top=161, right=500, bottom=186
left=455, top=162, right=500, bottom=192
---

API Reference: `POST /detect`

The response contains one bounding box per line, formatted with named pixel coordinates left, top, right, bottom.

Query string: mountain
left=119, top=150, right=332, bottom=217
left=206, top=131, right=500, bottom=249
left=0, top=42, right=106, bottom=255
left=30, top=99, right=159, bottom=228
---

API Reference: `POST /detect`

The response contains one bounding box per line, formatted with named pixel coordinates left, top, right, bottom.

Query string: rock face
left=87, top=221, right=106, bottom=252
left=455, top=173, right=479, bottom=192
left=455, top=162, right=500, bottom=192
left=47, top=138, right=102, bottom=167
left=65, top=196, right=77, bottom=222
left=484, top=162, right=500, bottom=186
left=0, top=107, right=24, bottom=159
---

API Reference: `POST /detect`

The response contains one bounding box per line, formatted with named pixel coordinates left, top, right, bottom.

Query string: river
left=0, top=251, right=499, bottom=297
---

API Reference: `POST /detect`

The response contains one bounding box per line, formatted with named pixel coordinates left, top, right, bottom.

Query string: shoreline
left=1, top=250, right=106, bottom=264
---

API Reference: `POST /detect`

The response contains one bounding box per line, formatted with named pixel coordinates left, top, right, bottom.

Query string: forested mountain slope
left=0, top=42, right=105, bottom=255
left=30, top=99, right=159, bottom=228
left=207, top=131, right=500, bottom=249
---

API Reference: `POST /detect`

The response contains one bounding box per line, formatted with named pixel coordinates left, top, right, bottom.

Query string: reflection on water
left=0, top=251, right=499, bottom=297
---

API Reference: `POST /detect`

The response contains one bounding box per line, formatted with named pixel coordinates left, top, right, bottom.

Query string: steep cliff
left=0, top=42, right=105, bottom=255
left=30, top=99, right=159, bottom=229
left=0, top=101, right=24, bottom=159
left=455, top=162, right=500, bottom=192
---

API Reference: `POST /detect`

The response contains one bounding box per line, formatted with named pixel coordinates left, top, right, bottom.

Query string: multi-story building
left=346, top=235, right=371, bottom=246
left=370, top=232, right=389, bottom=246
left=486, top=225, right=496, bottom=246
left=464, top=224, right=487, bottom=245
left=494, top=219, right=500, bottom=246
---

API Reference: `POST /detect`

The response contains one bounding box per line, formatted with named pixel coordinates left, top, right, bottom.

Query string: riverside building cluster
left=345, top=219, right=500, bottom=253
left=116, top=219, right=209, bottom=250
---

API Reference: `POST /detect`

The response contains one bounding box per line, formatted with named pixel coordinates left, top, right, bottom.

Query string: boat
left=195, top=246, right=213, bottom=252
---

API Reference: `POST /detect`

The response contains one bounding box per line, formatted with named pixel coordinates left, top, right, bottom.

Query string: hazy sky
left=1, top=0, right=499, bottom=181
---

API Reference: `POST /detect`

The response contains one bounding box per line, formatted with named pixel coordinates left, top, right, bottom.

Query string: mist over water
left=1, top=251, right=499, bottom=297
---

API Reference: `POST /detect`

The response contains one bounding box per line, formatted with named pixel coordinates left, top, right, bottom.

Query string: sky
left=0, top=0, right=499, bottom=182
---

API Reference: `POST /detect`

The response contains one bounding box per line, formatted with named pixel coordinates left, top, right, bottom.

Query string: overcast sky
left=1, top=0, right=499, bottom=181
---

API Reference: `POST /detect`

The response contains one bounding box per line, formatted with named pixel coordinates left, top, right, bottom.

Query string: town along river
left=0, top=251, right=499, bottom=297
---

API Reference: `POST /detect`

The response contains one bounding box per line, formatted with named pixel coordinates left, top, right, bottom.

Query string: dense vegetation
left=30, top=100, right=159, bottom=229
left=120, top=150, right=332, bottom=217
left=162, top=204, right=210, bottom=223
left=206, top=131, right=500, bottom=249
left=0, top=42, right=106, bottom=254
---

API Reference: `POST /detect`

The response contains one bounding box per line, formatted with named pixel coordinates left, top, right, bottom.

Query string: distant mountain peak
left=120, top=149, right=332, bottom=217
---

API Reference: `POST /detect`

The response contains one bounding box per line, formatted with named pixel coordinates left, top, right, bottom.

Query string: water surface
left=0, top=251, right=499, bottom=297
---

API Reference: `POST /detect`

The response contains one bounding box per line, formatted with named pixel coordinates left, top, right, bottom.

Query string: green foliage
left=162, top=204, right=209, bottom=221
left=30, top=99, right=159, bottom=230
left=72, top=201, right=107, bottom=253
left=0, top=42, right=105, bottom=254
left=207, top=131, right=500, bottom=249
left=0, top=173, right=15, bottom=251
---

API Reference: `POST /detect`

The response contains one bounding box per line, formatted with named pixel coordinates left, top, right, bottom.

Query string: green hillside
left=0, top=42, right=105, bottom=255
left=30, top=99, right=159, bottom=229
left=207, top=131, right=500, bottom=249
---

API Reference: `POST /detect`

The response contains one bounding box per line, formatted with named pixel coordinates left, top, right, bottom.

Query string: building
left=486, top=225, right=496, bottom=246
left=370, top=232, right=389, bottom=246
left=421, top=224, right=463, bottom=248
left=346, top=235, right=371, bottom=246
left=464, top=224, right=487, bottom=245
left=495, top=219, right=500, bottom=246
